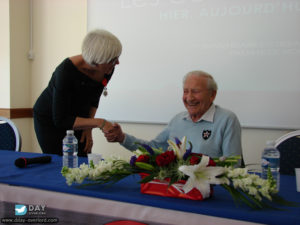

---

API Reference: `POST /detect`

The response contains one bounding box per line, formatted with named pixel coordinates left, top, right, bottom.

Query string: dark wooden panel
left=0, top=108, right=33, bottom=119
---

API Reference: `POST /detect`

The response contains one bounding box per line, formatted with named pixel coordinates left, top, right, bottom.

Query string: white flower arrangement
left=62, top=137, right=296, bottom=209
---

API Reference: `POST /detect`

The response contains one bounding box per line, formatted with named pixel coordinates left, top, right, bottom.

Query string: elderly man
left=104, top=70, right=242, bottom=158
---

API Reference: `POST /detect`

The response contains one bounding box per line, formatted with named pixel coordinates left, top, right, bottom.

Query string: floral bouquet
left=62, top=137, right=296, bottom=209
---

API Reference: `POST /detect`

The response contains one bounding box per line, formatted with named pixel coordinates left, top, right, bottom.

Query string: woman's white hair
left=82, top=29, right=122, bottom=65
left=183, top=70, right=218, bottom=92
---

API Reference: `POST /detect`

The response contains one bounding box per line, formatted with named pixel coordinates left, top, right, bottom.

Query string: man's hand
left=102, top=123, right=125, bottom=143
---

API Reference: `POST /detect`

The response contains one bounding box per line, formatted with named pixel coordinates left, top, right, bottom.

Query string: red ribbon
left=140, top=173, right=213, bottom=201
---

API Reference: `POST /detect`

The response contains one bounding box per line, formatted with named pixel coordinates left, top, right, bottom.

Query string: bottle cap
left=67, top=130, right=74, bottom=135
left=266, top=140, right=275, bottom=147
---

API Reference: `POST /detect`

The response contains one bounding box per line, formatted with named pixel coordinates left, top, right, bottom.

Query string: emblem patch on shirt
left=202, top=130, right=211, bottom=140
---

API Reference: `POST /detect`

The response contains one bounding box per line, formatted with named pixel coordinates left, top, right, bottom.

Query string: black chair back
left=275, top=130, right=300, bottom=175
left=0, top=116, right=21, bottom=151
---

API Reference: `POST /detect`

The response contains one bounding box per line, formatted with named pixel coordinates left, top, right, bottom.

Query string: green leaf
left=214, top=156, right=240, bottom=167
left=221, top=184, right=261, bottom=209
left=89, top=160, right=95, bottom=169
left=168, top=175, right=180, bottom=187
left=139, top=173, right=157, bottom=183
left=61, top=166, right=69, bottom=176
left=135, top=162, right=155, bottom=171
left=271, top=194, right=299, bottom=207
left=136, top=145, right=149, bottom=154
left=152, top=148, right=164, bottom=155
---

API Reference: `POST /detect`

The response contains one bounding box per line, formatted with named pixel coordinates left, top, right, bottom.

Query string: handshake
left=101, top=121, right=125, bottom=143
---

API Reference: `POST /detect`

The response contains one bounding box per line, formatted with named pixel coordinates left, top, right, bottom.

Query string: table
left=0, top=150, right=299, bottom=225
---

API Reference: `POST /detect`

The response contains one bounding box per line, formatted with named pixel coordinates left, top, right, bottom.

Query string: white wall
left=4, top=0, right=293, bottom=167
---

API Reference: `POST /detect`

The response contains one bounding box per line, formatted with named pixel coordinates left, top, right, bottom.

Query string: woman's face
left=102, top=57, right=120, bottom=74
left=89, top=57, right=119, bottom=82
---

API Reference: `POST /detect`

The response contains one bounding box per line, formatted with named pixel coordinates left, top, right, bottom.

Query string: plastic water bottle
left=261, top=140, right=280, bottom=190
left=62, top=130, right=78, bottom=168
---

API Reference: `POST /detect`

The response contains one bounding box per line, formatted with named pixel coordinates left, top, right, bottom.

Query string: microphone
left=14, top=156, right=52, bottom=168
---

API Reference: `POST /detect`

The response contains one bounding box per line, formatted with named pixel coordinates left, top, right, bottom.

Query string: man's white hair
left=183, top=70, right=218, bottom=92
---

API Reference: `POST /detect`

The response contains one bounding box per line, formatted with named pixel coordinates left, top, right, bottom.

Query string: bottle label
left=63, top=144, right=74, bottom=153
left=261, top=157, right=279, bottom=168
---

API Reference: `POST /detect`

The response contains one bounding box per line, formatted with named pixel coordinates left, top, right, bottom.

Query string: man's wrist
left=118, top=133, right=125, bottom=143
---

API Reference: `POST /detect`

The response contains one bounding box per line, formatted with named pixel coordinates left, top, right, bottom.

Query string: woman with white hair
left=33, top=29, right=122, bottom=156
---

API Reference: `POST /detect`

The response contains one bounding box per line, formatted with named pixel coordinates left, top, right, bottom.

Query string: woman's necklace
left=102, top=78, right=108, bottom=97
left=103, top=87, right=108, bottom=96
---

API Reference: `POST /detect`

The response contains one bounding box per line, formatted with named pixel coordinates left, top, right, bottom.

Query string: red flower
left=208, top=158, right=216, bottom=167
left=190, top=156, right=200, bottom=165
left=136, top=155, right=150, bottom=163
left=189, top=153, right=216, bottom=166
left=156, top=151, right=176, bottom=167
left=102, top=78, right=108, bottom=87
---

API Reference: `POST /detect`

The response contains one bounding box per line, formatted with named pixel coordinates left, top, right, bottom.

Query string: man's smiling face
left=182, top=75, right=216, bottom=122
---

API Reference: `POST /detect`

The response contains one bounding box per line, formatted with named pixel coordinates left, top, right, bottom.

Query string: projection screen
left=88, top=0, right=300, bottom=129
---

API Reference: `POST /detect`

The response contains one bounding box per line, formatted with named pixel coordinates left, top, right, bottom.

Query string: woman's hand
left=80, top=129, right=93, bottom=153
left=101, top=120, right=114, bottom=132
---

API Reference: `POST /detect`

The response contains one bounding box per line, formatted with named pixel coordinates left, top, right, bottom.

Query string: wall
left=31, top=0, right=88, bottom=101
left=2, top=0, right=293, bottom=168
left=0, top=0, right=10, bottom=108
left=0, top=0, right=32, bottom=151
left=11, top=0, right=33, bottom=152
left=10, top=0, right=31, bottom=108
left=30, top=0, right=88, bottom=153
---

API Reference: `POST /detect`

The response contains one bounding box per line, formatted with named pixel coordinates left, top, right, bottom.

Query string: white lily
left=179, top=155, right=228, bottom=198
left=168, top=136, right=187, bottom=159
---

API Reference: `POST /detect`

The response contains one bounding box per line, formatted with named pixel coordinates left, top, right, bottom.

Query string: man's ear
left=210, top=90, right=217, bottom=102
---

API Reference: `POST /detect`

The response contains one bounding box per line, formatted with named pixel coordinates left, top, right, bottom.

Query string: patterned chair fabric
left=0, top=116, right=21, bottom=151
left=275, top=130, right=300, bottom=175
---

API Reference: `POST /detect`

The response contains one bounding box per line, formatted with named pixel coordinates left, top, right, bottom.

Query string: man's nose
left=187, top=92, right=194, bottom=100
left=184, top=93, right=194, bottom=102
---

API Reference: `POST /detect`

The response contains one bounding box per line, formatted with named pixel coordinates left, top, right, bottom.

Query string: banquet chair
left=275, top=130, right=300, bottom=175
left=0, top=116, right=22, bottom=151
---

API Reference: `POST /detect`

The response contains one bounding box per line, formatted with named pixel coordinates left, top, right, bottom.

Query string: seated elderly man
left=104, top=70, right=242, bottom=158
